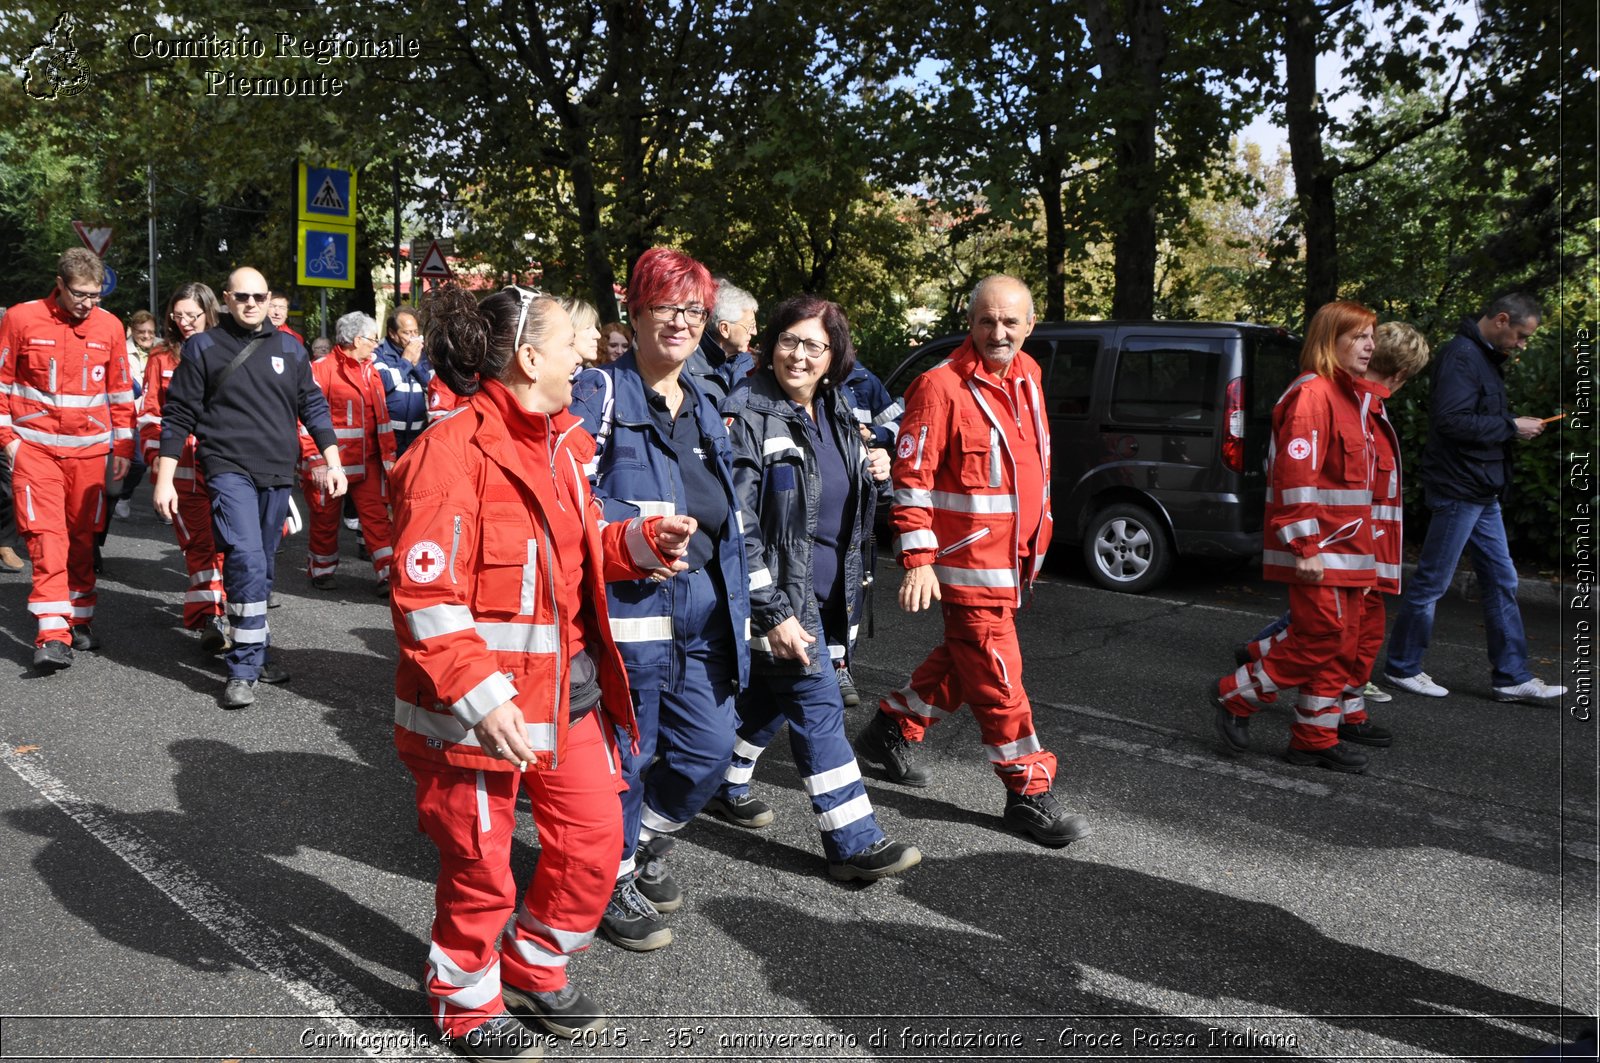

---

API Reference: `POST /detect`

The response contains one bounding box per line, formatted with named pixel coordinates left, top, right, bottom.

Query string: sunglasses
left=229, top=292, right=269, bottom=304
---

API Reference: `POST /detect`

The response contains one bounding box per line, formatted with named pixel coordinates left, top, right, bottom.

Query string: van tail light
left=1222, top=376, right=1245, bottom=473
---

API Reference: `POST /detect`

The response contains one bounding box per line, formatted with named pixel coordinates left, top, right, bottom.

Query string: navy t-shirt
left=805, top=405, right=854, bottom=610
left=648, top=391, right=727, bottom=572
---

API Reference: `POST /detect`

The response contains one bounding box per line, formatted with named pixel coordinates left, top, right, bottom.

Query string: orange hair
left=1300, top=300, right=1377, bottom=378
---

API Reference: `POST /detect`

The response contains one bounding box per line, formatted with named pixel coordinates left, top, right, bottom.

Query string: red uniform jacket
left=889, top=339, right=1052, bottom=606
left=425, top=374, right=463, bottom=422
left=299, top=346, right=398, bottom=481
left=1371, top=398, right=1403, bottom=595
left=0, top=297, right=134, bottom=461
left=1262, top=370, right=1383, bottom=587
left=141, top=344, right=204, bottom=492
left=389, top=390, right=666, bottom=774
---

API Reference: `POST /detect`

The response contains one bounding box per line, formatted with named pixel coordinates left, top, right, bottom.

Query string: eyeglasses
left=229, top=292, right=269, bottom=304
left=649, top=304, right=709, bottom=326
left=172, top=311, right=204, bottom=324
left=60, top=284, right=102, bottom=303
left=774, top=331, right=830, bottom=357
left=357, top=334, right=379, bottom=344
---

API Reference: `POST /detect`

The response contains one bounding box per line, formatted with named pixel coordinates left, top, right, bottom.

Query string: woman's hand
left=900, top=565, right=941, bottom=612
left=473, top=702, right=537, bottom=770
left=647, top=514, right=697, bottom=581
left=867, top=447, right=891, bottom=482
left=765, top=615, right=816, bottom=665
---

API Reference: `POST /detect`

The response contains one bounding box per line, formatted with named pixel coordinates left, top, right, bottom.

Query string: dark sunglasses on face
left=229, top=292, right=269, bottom=304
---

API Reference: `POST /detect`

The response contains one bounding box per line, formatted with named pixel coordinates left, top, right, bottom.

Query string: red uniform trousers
left=1245, top=590, right=1386, bottom=729
left=881, top=602, right=1057, bottom=795
left=1219, top=583, right=1361, bottom=751
left=303, top=463, right=393, bottom=581
left=171, top=489, right=225, bottom=629
left=12, top=445, right=104, bottom=647
left=409, top=711, right=624, bottom=1037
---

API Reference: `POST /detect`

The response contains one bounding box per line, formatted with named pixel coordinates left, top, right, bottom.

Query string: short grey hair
left=1480, top=292, right=1542, bottom=326
left=968, top=274, right=1035, bottom=322
left=334, top=311, right=378, bottom=347
left=712, top=279, right=758, bottom=327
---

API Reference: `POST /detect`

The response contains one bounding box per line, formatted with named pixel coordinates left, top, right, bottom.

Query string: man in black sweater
left=151, top=267, right=345, bottom=709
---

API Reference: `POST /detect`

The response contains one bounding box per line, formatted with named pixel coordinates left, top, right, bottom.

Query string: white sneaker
left=342, top=516, right=360, bottom=530
left=1361, top=681, right=1392, bottom=703
left=113, top=498, right=131, bottom=519
left=1493, top=677, right=1567, bottom=704
left=1383, top=671, right=1449, bottom=697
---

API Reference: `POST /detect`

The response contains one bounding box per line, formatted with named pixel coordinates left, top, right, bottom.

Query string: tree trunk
left=1038, top=154, right=1067, bottom=320
left=1284, top=0, right=1338, bottom=326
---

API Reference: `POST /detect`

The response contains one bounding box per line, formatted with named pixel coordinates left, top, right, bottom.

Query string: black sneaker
left=502, top=982, right=606, bottom=1039
left=1002, top=789, right=1093, bottom=848
left=854, top=709, right=930, bottom=787
left=827, top=837, right=922, bottom=882
left=258, top=661, right=291, bottom=685
left=1337, top=719, right=1393, bottom=747
left=267, top=592, right=282, bottom=609
left=199, top=616, right=232, bottom=655
left=633, top=836, right=682, bottom=913
left=70, top=625, right=100, bottom=651
left=33, top=641, right=73, bottom=672
left=373, top=576, right=390, bottom=597
left=1284, top=741, right=1368, bottom=773
left=447, top=1011, right=545, bottom=1061
left=1232, top=642, right=1253, bottom=667
left=311, top=574, right=337, bottom=590
left=705, top=793, right=775, bottom=829
left=1210, top=682, right=1250, bottom=753
left=835, top=664, right=860, bottom=706
left=599, top=878, right=671, bottom=952
left=220, top=678, right=256, bottom=710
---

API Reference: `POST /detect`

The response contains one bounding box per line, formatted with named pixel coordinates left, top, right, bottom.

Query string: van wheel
left=1082, top=504, right=1172, bottom=593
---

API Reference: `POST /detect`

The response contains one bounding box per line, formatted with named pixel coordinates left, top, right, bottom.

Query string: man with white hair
left=855, top=274, right=1090, bottom=848
left=152, top=267, right=345, bottom=709
left=688, top=277, right=757, bottom=399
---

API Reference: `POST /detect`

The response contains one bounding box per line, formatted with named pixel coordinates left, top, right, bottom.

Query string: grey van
left=881, top=321, right=1303, bottom=593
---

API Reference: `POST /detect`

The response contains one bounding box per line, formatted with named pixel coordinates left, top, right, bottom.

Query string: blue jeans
left=1383, top=492, right=1530, bottom=688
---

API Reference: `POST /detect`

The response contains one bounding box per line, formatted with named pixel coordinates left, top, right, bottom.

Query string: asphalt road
left=0, top=502, right=1594, bottom=1062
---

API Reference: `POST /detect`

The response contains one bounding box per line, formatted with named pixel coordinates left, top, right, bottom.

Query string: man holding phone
left=1381, top=292, right=1566, bottom=704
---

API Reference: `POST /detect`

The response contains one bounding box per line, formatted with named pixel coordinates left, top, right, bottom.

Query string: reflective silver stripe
left=1278, top=486, right=1372, bottom=506
left=724, top=761, right=755, bottom=785
left=475, top=621, right=559, bottom=654
left=9, top=385, right=111, bottom=408
left=1373, top=505, right=1403, bottom=521
left=519, top=540, right=538, bottom=615
left=369, top=546, right=393, bottom=562
left=184, top=590, right=223, bottom=603
left=476, top=771, right=491, bottom=833
left=749, top=567, right=773, bottom=592
left=172, top=467, right=195, bottom=481
left=454, top=671, right=519, bottom=726
left=334, top=427, right=365, bottom=439
left=986, top=733, right=1042, bottom=763
left=733, top=738, right=765, bottom=760
left=817, top=793, right=872, bottom=832
left=626, top=499, right=675, bottom=518
left=112, top=427, right=133, bottom=440
left=889, top=685, right=951, bottom=722
left=406, top=603, right=476, bottom=640
left=932, top=564, right=1017, bottom=588
left=749, top=634, right=773, bottom=652
left=625, top=517, right=659, bottom=571
left=1297, top=694, right=1341, bottom=711
left=108, top=390, right=136, bottom=403
left=136, top=413, right=161, bottom=428
left=851, top=406, right=870, bottom=422
left=395, top=697, right=550, bottom=750
left=640, top=805, right=689, bottom=833
left=1278, top=519, right=1321, bottom=544
left=526, top=722, right=557, bottom=752
left=802, top=760, right=862, bottom=798
left=1262, top=550, right=1375, bottom=571
left=232, top=627, right=269, bottom=644
left=28, top=600, right=72, bottom=614
left=873, top=400, right=904, bottom=425
left=897, top=529, right=938, bottom=552
left=1376, top=562, right=1402, bottom=580
left=762, top=435, right=799, bottom=457
left=609, top=615, right=673, bottom=642
left=427, top=944, right=501, bottom=1009
left=37, top=617, right=69, bottom=631
left=227, top=600, right=269, bottom=618
left=14, top=426, right=112, bottom=447
left=932, top=490, right=1016, bottom=514
left=514, top=904, right=595, bottom=955
left=893, top=487, right=933, bottom=507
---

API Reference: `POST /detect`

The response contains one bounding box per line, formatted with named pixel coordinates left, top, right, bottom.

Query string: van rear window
left=1247, top=335, right=1302, bottom=419
left=1110, top=337, right=1223, bottom=423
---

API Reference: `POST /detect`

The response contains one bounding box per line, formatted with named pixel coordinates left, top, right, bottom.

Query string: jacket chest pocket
left=476, top=501, right=538, bottom=617
left=955, top=418, right=995, bottom=488
left=20, top=341, right=58, bottom=391
left=1335, top=435, right=1371, bottom=487
left=1376, top=453, right=1397, bottom=500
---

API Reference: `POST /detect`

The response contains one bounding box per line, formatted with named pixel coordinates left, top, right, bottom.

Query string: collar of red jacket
left=950, top=336, right=1033, bottom=384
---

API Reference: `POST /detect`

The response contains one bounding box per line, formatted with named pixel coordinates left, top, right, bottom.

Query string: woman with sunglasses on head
left=140, top=282, right=230, bottom=652
left=568, top=247, right=752, bottom=953
left=389, top=284, right=695, bottom=1061
left=709, top=296, right=921, bottom=881
left=299, top=311, right=397, bottom=595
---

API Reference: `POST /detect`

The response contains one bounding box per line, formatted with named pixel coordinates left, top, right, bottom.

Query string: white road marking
left=1, top=743, right=449, bottom=1059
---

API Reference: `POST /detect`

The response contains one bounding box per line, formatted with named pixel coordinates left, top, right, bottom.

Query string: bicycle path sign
left=296, top=224, right=355, bottom=289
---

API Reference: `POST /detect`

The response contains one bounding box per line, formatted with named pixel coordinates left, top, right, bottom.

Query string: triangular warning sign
left=72, top=220, right=113, bottom=258
left=417, top=241, right=452, bottom=279
left=311, top=176, right=346, bottom=211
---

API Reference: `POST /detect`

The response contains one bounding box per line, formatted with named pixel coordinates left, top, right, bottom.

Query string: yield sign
left=416, top=240, right=452, bottom=279
left=72, top=221, right=113, bottom=258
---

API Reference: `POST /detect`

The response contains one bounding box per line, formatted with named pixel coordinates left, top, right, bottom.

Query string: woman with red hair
left=1211, top=299, right=1385, bottom=773
left=569, top=248, right=752, bottom=952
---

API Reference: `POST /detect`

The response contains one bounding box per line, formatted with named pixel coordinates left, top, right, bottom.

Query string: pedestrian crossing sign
left=297, top=164, right=357, bottom=225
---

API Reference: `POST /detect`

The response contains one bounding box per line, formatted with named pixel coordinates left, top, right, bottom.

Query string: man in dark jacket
left=373, top=306, right=430, bottom=455
left=1381, top=292, right=1566, bottom=704
left=152, top=267, right=345, bottom=709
